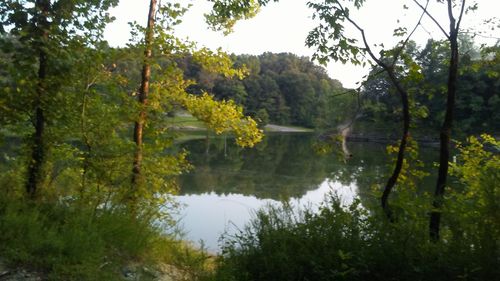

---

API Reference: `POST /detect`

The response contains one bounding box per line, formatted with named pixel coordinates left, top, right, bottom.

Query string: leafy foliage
left=0, top=1, right=263, bottom=277
left=205, top=0, right=278, bottom=35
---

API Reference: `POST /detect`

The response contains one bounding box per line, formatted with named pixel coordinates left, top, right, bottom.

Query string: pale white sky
left=104, top=0, right=499, bottom=88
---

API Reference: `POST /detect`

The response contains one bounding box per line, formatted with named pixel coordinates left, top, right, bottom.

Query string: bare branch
left=330, top=89, right=358, bottom=98
left=447, top=0, right=456, bottom=33
left=335, top=68, right=387, bottom=133
left=413, top=0, right=450, bottom=39
left=337, top=88, right=361, bottom=133
left=391, top=0, right=430, bottom=66
left=330, top=67, right=385, bottom=100
left=336, top=2, right=385, bottom=68
left=456, top=0, right=466, bottom=31
left=335, top=2, right=411, bottom=219
left=460, top=31, right=500, bottom=40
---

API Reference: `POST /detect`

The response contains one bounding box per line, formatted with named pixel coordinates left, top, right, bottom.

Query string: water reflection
left=175, top=133, right=436, bottom=251
left=178, top=133, right=390, bottom=200
left=176, top=180, right=359, bottom=252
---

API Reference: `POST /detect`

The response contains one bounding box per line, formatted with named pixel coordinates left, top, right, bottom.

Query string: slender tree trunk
left=26, top=0, right=50, bottom=198
left=429, top=10, right=460, bottom=241
left=80, top=88, right=91, bottom=196
left=380, top=70, right=410, bottom=220
left=341, top=7, right=413, bottom=218
left=131, top=0, right=157, bottom=187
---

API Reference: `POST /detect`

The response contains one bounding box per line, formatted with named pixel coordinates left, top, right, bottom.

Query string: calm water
left=174, top=133, right=437, bottom=251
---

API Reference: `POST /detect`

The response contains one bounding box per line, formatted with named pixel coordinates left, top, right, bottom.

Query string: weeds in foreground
left=0, top=197, right=213, bottom=280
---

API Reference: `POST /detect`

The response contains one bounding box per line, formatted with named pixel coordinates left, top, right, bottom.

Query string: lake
left=174, top=133, right=437, bottom=252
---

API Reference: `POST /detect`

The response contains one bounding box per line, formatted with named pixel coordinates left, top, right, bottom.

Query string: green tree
left=0, top=0, right=118, bottom=198
left=360, top=37, right=499, bottom=136
left=121, top=1, right=263, bottom=207
left=209, top=52, right=345, bottom=128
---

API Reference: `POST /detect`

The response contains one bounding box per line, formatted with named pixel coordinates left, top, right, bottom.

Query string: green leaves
left=169, top=92, right=263, bottom=148
left=192, top=47, right=248, bottom=79
left=205, top=0, right=278, bottom=35
left=306, top=1, right=365, bottom=66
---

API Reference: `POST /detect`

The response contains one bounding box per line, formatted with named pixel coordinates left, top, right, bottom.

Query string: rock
left=0, top=270, right=42, bottom=281
left=154, top=264, right=191, bottom=281
left=0, top=259, right=9, bottom=278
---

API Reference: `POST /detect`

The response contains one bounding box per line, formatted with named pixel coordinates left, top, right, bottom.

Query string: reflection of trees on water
left=178, top=134, right=329, bottom=200
left=177, top=134, right=435, bottom=201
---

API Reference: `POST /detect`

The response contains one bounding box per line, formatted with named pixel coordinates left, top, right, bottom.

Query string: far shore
left=169, top=123, right=315, bottom=133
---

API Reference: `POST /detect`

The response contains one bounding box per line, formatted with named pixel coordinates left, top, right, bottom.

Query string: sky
left=104, top=0, right=499, bottom=88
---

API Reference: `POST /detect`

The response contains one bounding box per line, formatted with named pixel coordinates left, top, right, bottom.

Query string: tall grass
left=0, top=196, right=213, bottom=280
left=214, top=194, right=498, bottom=281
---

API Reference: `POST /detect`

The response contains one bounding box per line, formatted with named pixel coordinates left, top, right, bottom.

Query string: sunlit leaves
left=205, top=0, right=276, bottom=35
left=192, top=47, right=248, bottom=79
left=450, top=134, right=500, bottom=192
left=172, top=92, right=263, bottom=148
left=445, top=134, right=500, bottom=247
left=386, top=137, right=429, bottom=190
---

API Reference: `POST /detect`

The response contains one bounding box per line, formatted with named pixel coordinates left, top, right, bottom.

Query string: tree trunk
left=131, top=0, right=157, bottom=187
left=429, top=0, right=463, bottom=241
left=26, top=0, right=50, bottom=198
left=342, top=10, right=412, bottom=219
left=429, top=25, right=459, bottom=242
left=380, top=70, right=410, bottom=220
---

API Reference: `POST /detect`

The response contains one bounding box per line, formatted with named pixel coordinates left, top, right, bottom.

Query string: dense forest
left=185, top=52, right=347, bottom=128
left=0, top=0, right=498, bottom=280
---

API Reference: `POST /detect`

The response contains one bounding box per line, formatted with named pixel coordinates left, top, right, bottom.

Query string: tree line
left=181, top=52, right=350, bottom=128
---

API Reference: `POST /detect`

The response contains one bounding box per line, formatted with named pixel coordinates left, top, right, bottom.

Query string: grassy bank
left=0, top=196, right=214, bottom=280
left=166, top=114, right=314, bottom=133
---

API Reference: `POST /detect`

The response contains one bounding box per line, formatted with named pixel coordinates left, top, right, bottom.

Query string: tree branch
left=460, top=31, right=500, bottom=40
left=447, top=0, right=456, bottom=33
left=336, top=2, right=385, bottom=68
left=456, top=0, right=466, bottom=31
left=413, top=0, right=450, bottom=39
left=391, top=0, right=430, bottom=66
left=336, top=2, right=411, bottom=219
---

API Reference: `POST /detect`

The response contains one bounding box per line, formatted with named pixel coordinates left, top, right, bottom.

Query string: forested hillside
left=117, top=42, right=499, bottom=134
left=112, top=50, right=353, bottom=128
left=191, top=53, right=349, bottom=128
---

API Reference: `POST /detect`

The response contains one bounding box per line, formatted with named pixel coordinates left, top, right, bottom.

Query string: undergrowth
left=0, top=197, right=213, bottom=280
